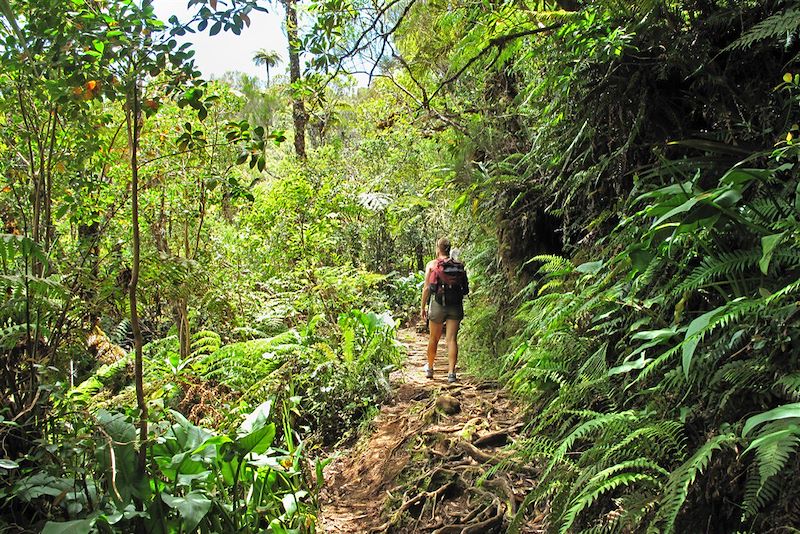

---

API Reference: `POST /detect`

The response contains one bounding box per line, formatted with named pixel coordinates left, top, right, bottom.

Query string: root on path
left=319, top=328, right=544, bottom=533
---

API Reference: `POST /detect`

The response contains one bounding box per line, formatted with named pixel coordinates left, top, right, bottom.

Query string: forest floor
left=319, top=328, right=545, bottom=533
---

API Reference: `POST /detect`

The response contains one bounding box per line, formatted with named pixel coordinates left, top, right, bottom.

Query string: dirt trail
left=319, top=328, right=543, bottom=533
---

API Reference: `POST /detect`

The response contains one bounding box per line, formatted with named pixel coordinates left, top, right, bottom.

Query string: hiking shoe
left=448, top=372, right=457, bottom=383
left=424, top=364, right=433, bottom=379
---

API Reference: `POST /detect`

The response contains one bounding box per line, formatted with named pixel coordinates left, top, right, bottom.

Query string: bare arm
left=421, top=265, right=431, bottom=319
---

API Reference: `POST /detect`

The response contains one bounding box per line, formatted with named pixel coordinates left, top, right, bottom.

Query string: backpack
left=428, top=258, right=469, bottom=306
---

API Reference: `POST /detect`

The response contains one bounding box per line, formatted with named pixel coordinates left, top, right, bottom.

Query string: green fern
left=190, top=330, right=222, bottom=358
left=559, top=460, right=664, bottom=534
left=674, top=249, right=760, bottom=294
left=741, top=423, right=800, bottom=520
left=777, top=373, right=800, bottom=399
left=727, top=7, right=800, bottom=50
left=654, top=434, right=736, bottom=533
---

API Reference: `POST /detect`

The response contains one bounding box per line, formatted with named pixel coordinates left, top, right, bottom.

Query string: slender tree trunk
left=284, top=0, right=306, bottom=159
left=126, top=81, right=147, bottom=473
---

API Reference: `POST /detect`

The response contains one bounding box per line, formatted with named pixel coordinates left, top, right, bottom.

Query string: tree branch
left=429, top=23, right=562, bottom=101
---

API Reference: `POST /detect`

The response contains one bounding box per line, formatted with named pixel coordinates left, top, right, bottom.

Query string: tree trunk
left=126, top=82, right=147, bottom=473
left=284, top=0, right=306, bottom=159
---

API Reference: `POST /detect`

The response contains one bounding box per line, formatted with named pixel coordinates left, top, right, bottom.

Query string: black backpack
left=429, top=258, right=469, bottom=306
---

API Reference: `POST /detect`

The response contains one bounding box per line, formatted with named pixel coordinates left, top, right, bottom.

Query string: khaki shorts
left=429, top=298, right=464, bottom=323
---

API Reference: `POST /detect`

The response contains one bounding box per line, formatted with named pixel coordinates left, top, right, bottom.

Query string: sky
left=151, top=0, right=288, bottom=84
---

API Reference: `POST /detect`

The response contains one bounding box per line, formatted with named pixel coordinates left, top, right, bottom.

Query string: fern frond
left=778, top=373, right=800, bottom=399
left=727, top=7, right=800, bottom=50
left=674, top=249, right=760, bottom=294
left=190, top=330, right=222, bottom=358
left=529, top=254, right=575, bottom=276
left=742, top=423, right=800, bottom=520
left=559, top=471, right=660, bottom=534
left=655, top=434, right=736, bottom=533
left=544, top=411, right=638, bottom=477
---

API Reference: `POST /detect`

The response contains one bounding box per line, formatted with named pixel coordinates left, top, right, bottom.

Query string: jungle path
left=319, top=328, right=544, bottom=533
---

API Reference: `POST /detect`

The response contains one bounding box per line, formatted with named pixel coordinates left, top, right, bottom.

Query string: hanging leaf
left=608, top=354, right=651, bottom=376
left=759, top=232, right=785, bottom=275
left=743, top=403, right=800, bottom=437
left=682, top=307, right=721, bottom=378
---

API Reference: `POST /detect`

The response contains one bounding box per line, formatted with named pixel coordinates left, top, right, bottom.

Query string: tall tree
left=283, top=0, right=306, bottom=159
left=253, top=48, right=281, bottom=86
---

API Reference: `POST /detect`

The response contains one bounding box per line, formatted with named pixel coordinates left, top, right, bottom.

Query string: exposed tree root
left=320, top=329, right=543, bottom=533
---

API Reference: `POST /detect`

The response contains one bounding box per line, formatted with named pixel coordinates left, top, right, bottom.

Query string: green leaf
left=576, top=260, right=603, bottom=274
left=631, top=327, right=679, bottom=341
left=235, top=423, right=276, bottom=455
left=743, top=403, right=800, bottom=437
left=41, top=520, right=93, bottom=534
left=282, top=490, right=308, bottom=518
left=607, top=355, right=651, bottom=376
left=269, top=519, right=289, bottom=534
left=0, top=458, right=19, bottom=469
left=759, top=232, right=785, bottom=275
left=743, top=425, right=800, bottom=455
left=161, top=491, right=212, bottom=532
left=651, top=197, right=699, bottom=228
left=239, top=400, right=273, bottom=435
left=794, top=181, right=800, bottom=213
left=682, top=308, right=720, bottom=378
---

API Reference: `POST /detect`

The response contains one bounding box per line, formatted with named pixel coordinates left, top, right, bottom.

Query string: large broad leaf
left=682, top=307, right=721, bottom=378
left=743, top=403, right=800, bottom=437
left=41, top=520, right=93, bottom=534
left=635, top=181, right=694, bottom=202
left=281, top=490, right=308, bottom=519
left=161, top=491, right=212, bottom=532
left=236, top=423, right=276, bottom=456
left=631, top=327, right=680, bottom=341
left=166, top=410, right=215, bottom=452
left=96, top=410, right=141, bottom=502
left=239, top=400, right=273, bottom=436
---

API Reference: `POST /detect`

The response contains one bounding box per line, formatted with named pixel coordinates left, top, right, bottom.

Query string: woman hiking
left=421, top=237, right=469, bottom=383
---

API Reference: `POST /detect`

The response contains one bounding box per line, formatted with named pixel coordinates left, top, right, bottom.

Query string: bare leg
left=445, top=319, right=460, bottom=374
left=428, top=320, right=443, bottom=369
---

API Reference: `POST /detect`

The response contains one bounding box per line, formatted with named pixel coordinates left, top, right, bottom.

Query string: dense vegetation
left=2, top=0, right=800, bottom=532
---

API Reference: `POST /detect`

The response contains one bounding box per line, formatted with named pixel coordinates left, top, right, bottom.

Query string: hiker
left=421, top=237, right=469, bottom=383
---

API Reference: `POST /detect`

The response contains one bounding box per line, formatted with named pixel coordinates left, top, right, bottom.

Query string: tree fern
left=727, top=7, right=800, bottom=50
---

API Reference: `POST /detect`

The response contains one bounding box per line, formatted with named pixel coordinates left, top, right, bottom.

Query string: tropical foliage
left=2, top=0, right=800, bottom=531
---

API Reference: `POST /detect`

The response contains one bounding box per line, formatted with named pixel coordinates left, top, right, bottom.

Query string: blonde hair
left=436, top=237, right=451, bottom=256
